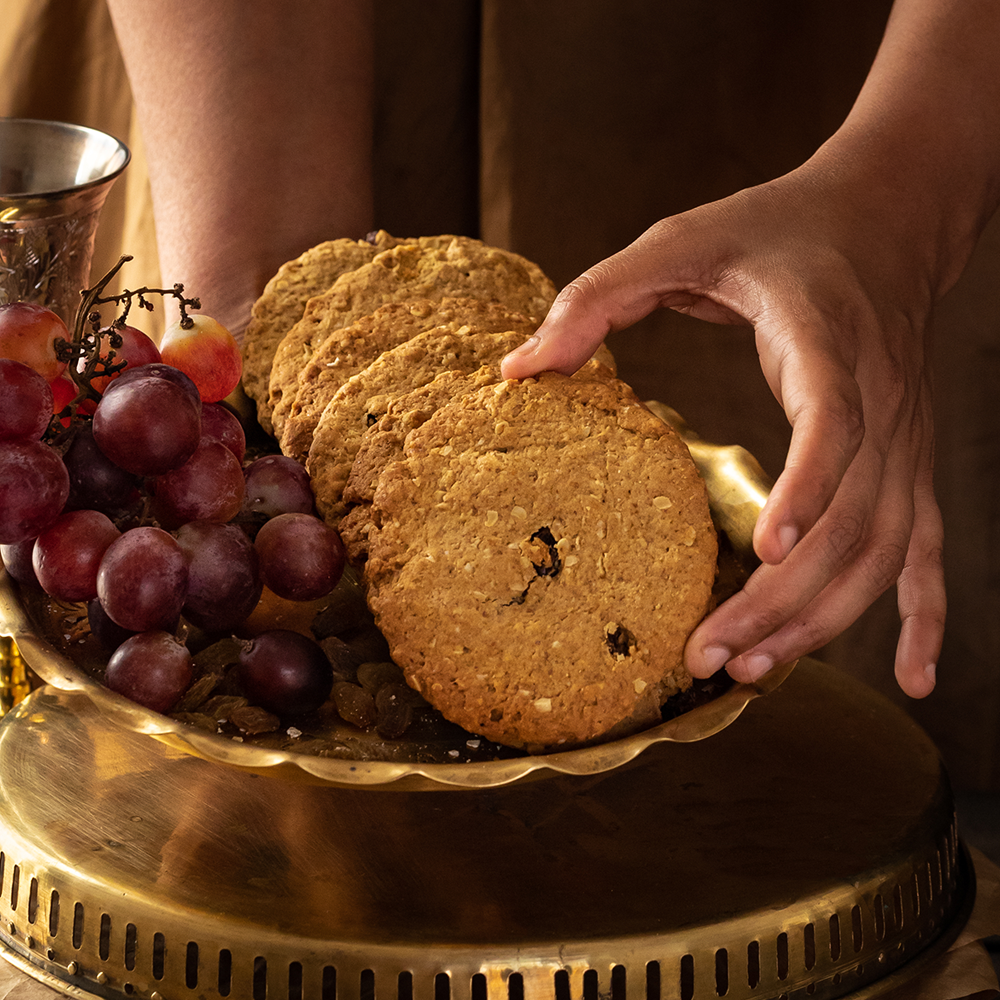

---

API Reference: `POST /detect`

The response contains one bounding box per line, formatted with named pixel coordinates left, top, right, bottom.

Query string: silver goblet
left=0, top=117, right=130, bottom=713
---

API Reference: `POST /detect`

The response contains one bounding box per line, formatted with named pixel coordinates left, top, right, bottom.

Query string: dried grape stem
left=52, top=255, right=201, bottom=413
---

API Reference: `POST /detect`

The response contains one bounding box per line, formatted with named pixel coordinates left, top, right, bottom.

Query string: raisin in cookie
left=279, top=297, right=537, bottom=462
left=267, top=237, right=558, bottom=438
left=363, top=372, right=718, bottom=751
left=241, top=232, right=401, bottom=434
left=306, top=327, right=537, bottom=521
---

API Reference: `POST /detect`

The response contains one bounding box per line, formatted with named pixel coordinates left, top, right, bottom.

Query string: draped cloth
left=3, top=0, right=999, bottom=791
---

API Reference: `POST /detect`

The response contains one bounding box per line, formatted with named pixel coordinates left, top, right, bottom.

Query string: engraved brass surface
left=0, top=660, right=970, bottom=1000
left=0, top=405, right=793, bottom=790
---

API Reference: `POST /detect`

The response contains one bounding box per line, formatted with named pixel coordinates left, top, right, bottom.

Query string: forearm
left=806, top=0, right=1000, bottom=300
left=107, top=0, right=375, bottom=338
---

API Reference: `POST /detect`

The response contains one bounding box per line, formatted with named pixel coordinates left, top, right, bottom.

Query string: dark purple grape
left=1, top=537, right=39, bottom=587
left=238, top=629, right=332, bottom=715
left=63, top=423, right=141, bottom=515
left=0, top=438, right=70, bottom=544
left=92, top=376, right=201, bottom=476
left=0, top=358, right=52, bottom=441
left=97, top=526, right=189, bottom=632
left=32, top=509, right=121, bottom=602
left=242, top=454, right=315, bottom=519
left=152, top=442, right=245, bottom=528
left=105, top=631, right=193, bottom=713
left=200, top=402, right=246, bottom=463
left=106, top=362, right=200, bottom=408
left=176, top=521, right=262, bottom=632
left=87, top=597, right=138, bottom=652
left=254, top=513, right=345, bottom=601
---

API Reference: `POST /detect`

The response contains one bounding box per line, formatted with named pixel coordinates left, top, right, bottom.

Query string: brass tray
left=0, top=661, right=970, bottom=1000
left=0, top=404, right=793, bottom=791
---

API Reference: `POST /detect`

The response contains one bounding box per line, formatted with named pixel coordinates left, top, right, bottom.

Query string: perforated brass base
left=0, top=660, right=971, bottom=1000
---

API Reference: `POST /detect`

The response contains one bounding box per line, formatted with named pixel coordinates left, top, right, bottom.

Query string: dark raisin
left=357, top=660, right=406, bottom=693
left=528, top=526, right=562, bottom=578
left=332, top=681, right=377, bottom=729
left=375, top=683, right=413, bottom=738
left=605, top=624, right=636, bottom=658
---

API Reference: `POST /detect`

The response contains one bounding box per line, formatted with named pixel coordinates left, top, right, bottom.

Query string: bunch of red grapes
left=0, top=297, right=345, bottom=718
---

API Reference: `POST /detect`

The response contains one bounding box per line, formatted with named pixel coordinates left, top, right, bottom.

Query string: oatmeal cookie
left=267, top=237, right=558, bottom=438
left=363, top=372, right=718, bottom=751
left=241, top=231, right=400, bottom=434
left=279, top=297, right=537, bottom=462
left=305, top=327, right=534, bottom=521
left=339, top=359, right=615, bottom=565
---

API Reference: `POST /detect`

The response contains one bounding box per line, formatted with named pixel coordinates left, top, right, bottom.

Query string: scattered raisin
left=332, top=681, right=377, bottom=729
left=375, top=683, right=413, bottom=738
left=357, top=660, right=406, bottom=694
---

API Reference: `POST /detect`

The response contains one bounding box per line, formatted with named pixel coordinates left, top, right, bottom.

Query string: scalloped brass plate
left=0, top=404, right=793, bottom=790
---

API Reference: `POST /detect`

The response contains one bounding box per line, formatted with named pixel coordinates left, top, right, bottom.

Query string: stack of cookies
left=242, top=233, right=718, bottom=751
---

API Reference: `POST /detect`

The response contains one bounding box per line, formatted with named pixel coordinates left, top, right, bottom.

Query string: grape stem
left=49, top=255, right=202, bottom=434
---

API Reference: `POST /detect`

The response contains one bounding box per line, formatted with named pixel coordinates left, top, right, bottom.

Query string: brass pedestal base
left=0, top=661, right=971, bottom=1000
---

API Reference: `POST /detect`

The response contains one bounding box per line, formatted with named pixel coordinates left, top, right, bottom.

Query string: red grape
left=0, top=302, right=70, bottom=382
left=254, top=513, right=345, bottom=601
left=176, top=520, right=262, bottom=632
left=242, top=454, right=316, bottom=519
left=87, top=597, right=138, bottom=652
left=1, top=537, right=39, bottom=587
left=0, top=439, right=70, bottom=544
left=109, top=362, right=201, bottom=408
left=32, top=509, right=121, bottom=602
left=80, top=324, right=161, bottom=394
left=159, top=315, right=242, bottom=403
left=50, top=375, right=78, bottom=427
left=237, top=629, right=333, bottom=715
left=63, top=423, right=141, bottom=516
left=92, top=375, right=201, bottom=476
left=97, top=526, right=189, bottom=632
left=0, top=358, right=53, bottom=440
left=200, top=402, right=246, bottom=462
left=105, top=631, right=193, bottom=713
left=152, top=441, right=245, bottom=528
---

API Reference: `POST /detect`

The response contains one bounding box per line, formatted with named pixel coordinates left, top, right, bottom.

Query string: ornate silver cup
left=0, top=117, right=130, bottom=325
left=0, top=118, right=130, bottom=713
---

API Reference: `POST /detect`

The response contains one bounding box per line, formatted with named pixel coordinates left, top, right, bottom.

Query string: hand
left=501, top=166, right=944, bottom=698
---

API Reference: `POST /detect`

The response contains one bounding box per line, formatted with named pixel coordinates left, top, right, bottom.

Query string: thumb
left=500, top=255, right=663, bottom=381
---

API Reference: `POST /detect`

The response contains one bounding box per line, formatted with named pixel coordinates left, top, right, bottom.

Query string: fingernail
left=693, top=645, right=730, bottom=677
left=743, top=652, right=774, bottom=682
left=777, top=524, right=799, bottom=560
left=925, top=662, right=937, bottom=686
left=507, top=335, right=540, bottom=359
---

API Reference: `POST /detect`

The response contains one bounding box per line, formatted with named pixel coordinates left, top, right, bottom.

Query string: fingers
left=751, top=333, right=866, bottom=565
left=892, top=440, right=945, bottom=698
left=685, top=406, right=943, bottom=699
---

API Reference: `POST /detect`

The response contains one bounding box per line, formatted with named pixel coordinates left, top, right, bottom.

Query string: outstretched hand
left=500, top=166, right=944, bottom=698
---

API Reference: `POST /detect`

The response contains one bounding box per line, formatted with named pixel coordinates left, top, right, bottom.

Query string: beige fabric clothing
left=3, top=0, right=999, bottom=790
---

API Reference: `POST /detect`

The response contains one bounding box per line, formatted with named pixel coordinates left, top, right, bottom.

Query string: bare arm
left=502, top=0, right=1000, bottom=697
left=107, top=0, right=375, bottom=339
